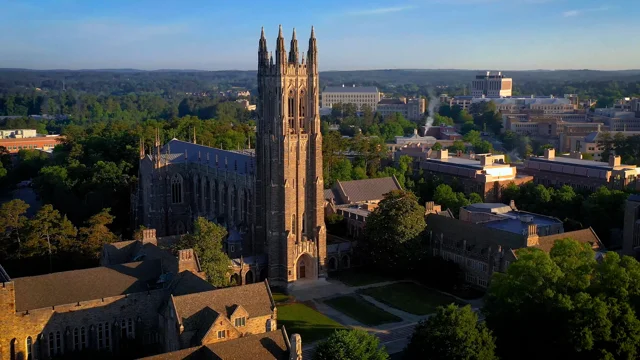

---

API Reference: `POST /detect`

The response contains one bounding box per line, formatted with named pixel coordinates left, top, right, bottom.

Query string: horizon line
left=1, top=67, right=640, bottom=73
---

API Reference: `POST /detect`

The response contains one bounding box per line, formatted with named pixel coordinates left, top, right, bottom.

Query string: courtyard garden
left=324, top=295, right=402, bottom=326
left=358, top=282, right=462, bottom=315
left=277, top=303, right=346, bottom=342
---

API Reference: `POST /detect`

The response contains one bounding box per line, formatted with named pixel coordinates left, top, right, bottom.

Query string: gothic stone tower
left=256, top=26, right=327, bottom=287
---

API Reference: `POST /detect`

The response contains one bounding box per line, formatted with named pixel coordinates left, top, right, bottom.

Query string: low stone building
left=324, top=176, right=403, bottom=239
left=426, top=214, right=605, bottom=289
left=0, top=230, right=284, bottom=360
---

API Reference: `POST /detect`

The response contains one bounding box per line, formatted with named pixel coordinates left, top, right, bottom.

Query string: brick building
left=523, top=148, right=640, bottom=191
left=419, top=150, right=532, bottom=201
left=0, top=136, right=62, bottom=154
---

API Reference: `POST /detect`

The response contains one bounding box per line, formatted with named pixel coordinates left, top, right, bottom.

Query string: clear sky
left=0, top=0, right=637, bottom=71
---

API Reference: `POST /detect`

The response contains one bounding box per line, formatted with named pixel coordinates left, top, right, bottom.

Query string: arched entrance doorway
left=230, top=273, right=241, bottom=286
left=328, top=257, right=337, bottom=271
left=245, top=270, right=254, bottom=284
left=295, top=253, right=314, bottom=280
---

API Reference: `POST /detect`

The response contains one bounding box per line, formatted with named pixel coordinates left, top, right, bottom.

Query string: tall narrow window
left=291, top=214, right=297, bottom=235
left=10, top=338, right=16, bottom=360
left=121, top=319, right=127, bottom=339
left=97, top=324, right=104, bottom=349
left=127, top=318, right=134, bottom=339
left=171, top=174, right=183, bottom=204
left=288, top=90, right=295, bottom=131
left=104, top=322, right=111, bottom=350
left=26, top=336, right=33, bottom=360
left=49, top=333, right=55, bottom=356
left=299, top=91, right=306, bottom=130
left=74, top=327, right=79, bottom=350
left=55, top=331, right=62, bottom=354
left=80, top=327, right=86, bottom=349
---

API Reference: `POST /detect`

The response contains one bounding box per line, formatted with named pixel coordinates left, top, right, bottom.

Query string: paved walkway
left=292, top=277, right=484, bottom=358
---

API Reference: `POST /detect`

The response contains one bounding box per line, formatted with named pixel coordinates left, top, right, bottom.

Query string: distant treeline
left=1, top=69, right=640, bottom=99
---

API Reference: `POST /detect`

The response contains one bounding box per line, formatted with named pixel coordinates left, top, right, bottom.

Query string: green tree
left=176, top=217, right=231, bottom=287
left=77, top=208, right=118, bottom=258
left=314, top=329, right=388, bottom=360
left=24, top=204, right=77, bottom=257
left=447, top=140, right=466, bottom=153
left=484, top=239, right=640, bottom=360
left=364, top=190, right=425, bottom=271
left=468, top=193, right=483, bottom=204
left=432, top=142, right=443, bottom=151
left=433, top=184, right=470, bottom=216
left=405, top=304, right=497, bottom=360
left=0, top=199, right=30, bottom=258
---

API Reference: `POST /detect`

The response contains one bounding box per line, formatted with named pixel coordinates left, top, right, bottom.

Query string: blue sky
left=0, top=0, right=637, bottom=71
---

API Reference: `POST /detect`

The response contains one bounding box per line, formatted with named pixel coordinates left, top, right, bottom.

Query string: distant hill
left=1, top=68, right=639, bottom=95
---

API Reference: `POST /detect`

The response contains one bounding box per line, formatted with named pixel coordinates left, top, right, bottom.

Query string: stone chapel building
left=135, top=26, right=326, bottom=287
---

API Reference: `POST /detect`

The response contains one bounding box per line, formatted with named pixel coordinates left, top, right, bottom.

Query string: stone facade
left=256, top=26, right=326, bottom=287
left=135, top=26, right=327, bottom=288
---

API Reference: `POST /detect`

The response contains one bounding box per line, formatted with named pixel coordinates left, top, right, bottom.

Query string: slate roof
left=140, top=327, right=291, bottom=360
left=533, top=228, right=605, bottom=253
left=12, top=260, right=163, bottom=311
left=323, top=86, right=379, bottom=94
left=161, top=139, right=255, bottom=175
left=172, top=280, right=273, bottom=332
left=426, top=214, right=525, bottom=251
left=333, top=176, right=402, bottom=204
left=378, top=98, right=405, bottom=105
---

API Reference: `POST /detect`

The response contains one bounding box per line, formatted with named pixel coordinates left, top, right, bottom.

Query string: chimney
left=609, top=155, right=621, bottom=167
left=425, top=201, right=434, bottom=215
left=142, top=229, right=157, bottom=245
left=480, top=155, right=491, bottom=166
left=437, top=149, right=449, bottom=160
left=526, top=224, right=539, bottom=247
left=177, top=249, right=200, bottom=274
left=289, top=333, right=302, bottom=360
left=544, top=148, right=555, bottom=159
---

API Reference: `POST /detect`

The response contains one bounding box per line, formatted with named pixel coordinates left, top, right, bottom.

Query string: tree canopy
left=484, top=238, right=640, bottom=360
left=314, top=329, right=388, bottom=360
left=405, top=304, right=497, bottom=360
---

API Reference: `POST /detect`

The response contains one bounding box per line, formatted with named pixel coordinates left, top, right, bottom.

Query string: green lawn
left=271, top=291, right=291, bottom=304
left=358, top=282, right=462, bottom=315
left=324, top=295, right=402, bottom=326
left=278, top=303, right=346, bottom=342
left=329, top=268, right=395, bottom=287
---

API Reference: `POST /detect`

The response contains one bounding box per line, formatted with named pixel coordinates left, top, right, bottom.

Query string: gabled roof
left=533, top=227, right=605, bottom=253
left=13, top=260, right=163, bottom=311
left=140, top=327, right=291, bottom=360
left=171, top=280, right=273, bottom=332
left=333, top=176, right=402, bottom=204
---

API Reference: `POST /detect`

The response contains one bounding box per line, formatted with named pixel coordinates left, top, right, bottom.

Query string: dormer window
left=235, top=317, right=246, bottom=327
left=217, top=330, right=226, bottom=339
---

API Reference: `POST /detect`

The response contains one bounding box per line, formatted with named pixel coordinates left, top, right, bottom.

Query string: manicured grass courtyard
left=277, top=303, right=345, bottom=342
left=329, top=268, right=395, bottom=287
left=358, top=282, right=462, bottom=315
left=271, top=291, right=291, bottom=304
left=324, top=295, right=402, bottom=326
